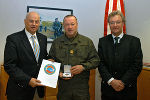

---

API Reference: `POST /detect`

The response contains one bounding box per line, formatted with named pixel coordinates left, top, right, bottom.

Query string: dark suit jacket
left=98, top=34, right=143, bottom=99
left=4, top=29, right=47, bottom=100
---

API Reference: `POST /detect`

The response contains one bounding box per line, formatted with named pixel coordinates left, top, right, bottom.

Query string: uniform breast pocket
left=55, top=47, right=66, bottom=58
left=77, top=45, right=88, bottom=59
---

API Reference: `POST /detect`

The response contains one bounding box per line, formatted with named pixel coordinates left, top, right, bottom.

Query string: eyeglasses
left=109, top=21, right=122, bottom=25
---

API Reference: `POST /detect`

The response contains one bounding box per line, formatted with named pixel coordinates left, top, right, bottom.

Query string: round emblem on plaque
left=44, top=64, right=56, bottom=75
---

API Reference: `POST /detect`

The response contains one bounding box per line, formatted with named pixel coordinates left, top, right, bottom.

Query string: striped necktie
left=31, top=35, right=40, bottom=62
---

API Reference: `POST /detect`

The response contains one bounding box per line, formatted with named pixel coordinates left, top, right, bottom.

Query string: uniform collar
left=60, top=33, right=81, bottom=44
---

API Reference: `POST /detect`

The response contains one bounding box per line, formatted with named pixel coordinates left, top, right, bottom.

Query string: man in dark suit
left=4, top=12, right=47, bottom=100
left=98, top=10, right=143, bottom=100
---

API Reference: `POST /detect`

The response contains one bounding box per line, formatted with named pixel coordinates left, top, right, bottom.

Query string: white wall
left=0, top=0, right=27, bottom=63
left=124, top=0, right=150, bottom=63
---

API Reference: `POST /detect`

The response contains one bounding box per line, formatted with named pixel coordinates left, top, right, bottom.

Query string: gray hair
left=108, top=10, right=126, bottom=23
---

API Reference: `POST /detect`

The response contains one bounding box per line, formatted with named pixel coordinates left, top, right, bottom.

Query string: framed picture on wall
left=27, top=6, right=73, bottom=43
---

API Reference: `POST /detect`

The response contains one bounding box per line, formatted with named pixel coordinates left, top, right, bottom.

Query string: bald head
left=24, top=12, right=40, bottom=34
left=25, top=12, right=40, bottom=19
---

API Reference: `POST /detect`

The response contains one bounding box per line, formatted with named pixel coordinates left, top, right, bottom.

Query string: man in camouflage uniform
left=48, top=15, right=100, bottom=100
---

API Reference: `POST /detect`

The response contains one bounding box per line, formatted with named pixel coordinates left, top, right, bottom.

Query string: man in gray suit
left=4, top=12, right=47, bottom=100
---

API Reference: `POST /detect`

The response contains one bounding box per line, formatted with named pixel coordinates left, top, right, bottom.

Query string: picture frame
left=27, top=6, right=73, bottom=43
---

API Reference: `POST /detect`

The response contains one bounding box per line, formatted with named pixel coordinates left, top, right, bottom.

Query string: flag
left=104, top=0, right=126, bottom=36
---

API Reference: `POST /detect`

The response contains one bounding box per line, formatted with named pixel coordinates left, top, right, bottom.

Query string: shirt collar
left=112, top=32, right=124, bottom=39
left=25, top=28, right=37, bottom=39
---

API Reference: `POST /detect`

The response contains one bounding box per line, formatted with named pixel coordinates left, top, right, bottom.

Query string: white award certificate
left=37, top=59, right=61, bottom=88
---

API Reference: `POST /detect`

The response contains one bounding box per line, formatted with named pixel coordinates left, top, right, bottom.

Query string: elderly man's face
left=24, top=12, right=40, bottom=34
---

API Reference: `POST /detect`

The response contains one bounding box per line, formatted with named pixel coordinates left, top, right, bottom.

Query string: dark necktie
left=31, top=35, right=40, bottom=62
left=114, top=37, right=119, bottom=56
left=114, top=37, right=119, bottom=44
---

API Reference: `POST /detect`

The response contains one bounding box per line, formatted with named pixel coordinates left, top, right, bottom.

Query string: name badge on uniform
left=63, top=65, right=71, bottom=78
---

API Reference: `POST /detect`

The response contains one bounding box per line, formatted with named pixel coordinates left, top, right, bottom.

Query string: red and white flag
left=104, top=0, right=126, bottom=36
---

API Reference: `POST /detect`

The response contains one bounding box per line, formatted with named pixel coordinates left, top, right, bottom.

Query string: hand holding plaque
left=63, top=65, right=72, bottom=78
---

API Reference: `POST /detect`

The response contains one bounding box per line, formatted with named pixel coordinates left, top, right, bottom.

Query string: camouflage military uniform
left=49, top=33, right=100, bottom=100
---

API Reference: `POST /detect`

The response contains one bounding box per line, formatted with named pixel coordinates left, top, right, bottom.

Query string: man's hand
left=110, top=79, right=124, bottom=91
left=29, top=78, right=44, bottom=88
left=70, top=65, right=85, bottom=75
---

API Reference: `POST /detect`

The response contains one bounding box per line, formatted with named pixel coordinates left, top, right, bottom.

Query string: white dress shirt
left=25, top=29, right=40, bottom=51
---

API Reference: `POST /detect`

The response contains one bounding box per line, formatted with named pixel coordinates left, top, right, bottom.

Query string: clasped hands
left=110, top=79, right=125, bottom=92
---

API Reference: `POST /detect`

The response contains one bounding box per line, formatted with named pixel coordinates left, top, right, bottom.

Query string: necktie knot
left=114, top=37, right=119, bottom=44
left=31, top=35, right=36, bottom=39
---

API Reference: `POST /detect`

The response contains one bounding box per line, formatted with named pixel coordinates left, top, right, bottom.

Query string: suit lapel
left=21, top=30, right=37, bottom=62
left=107, top=34, right=115, bottom=47
left=120, top=34, right=127, bottom=43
